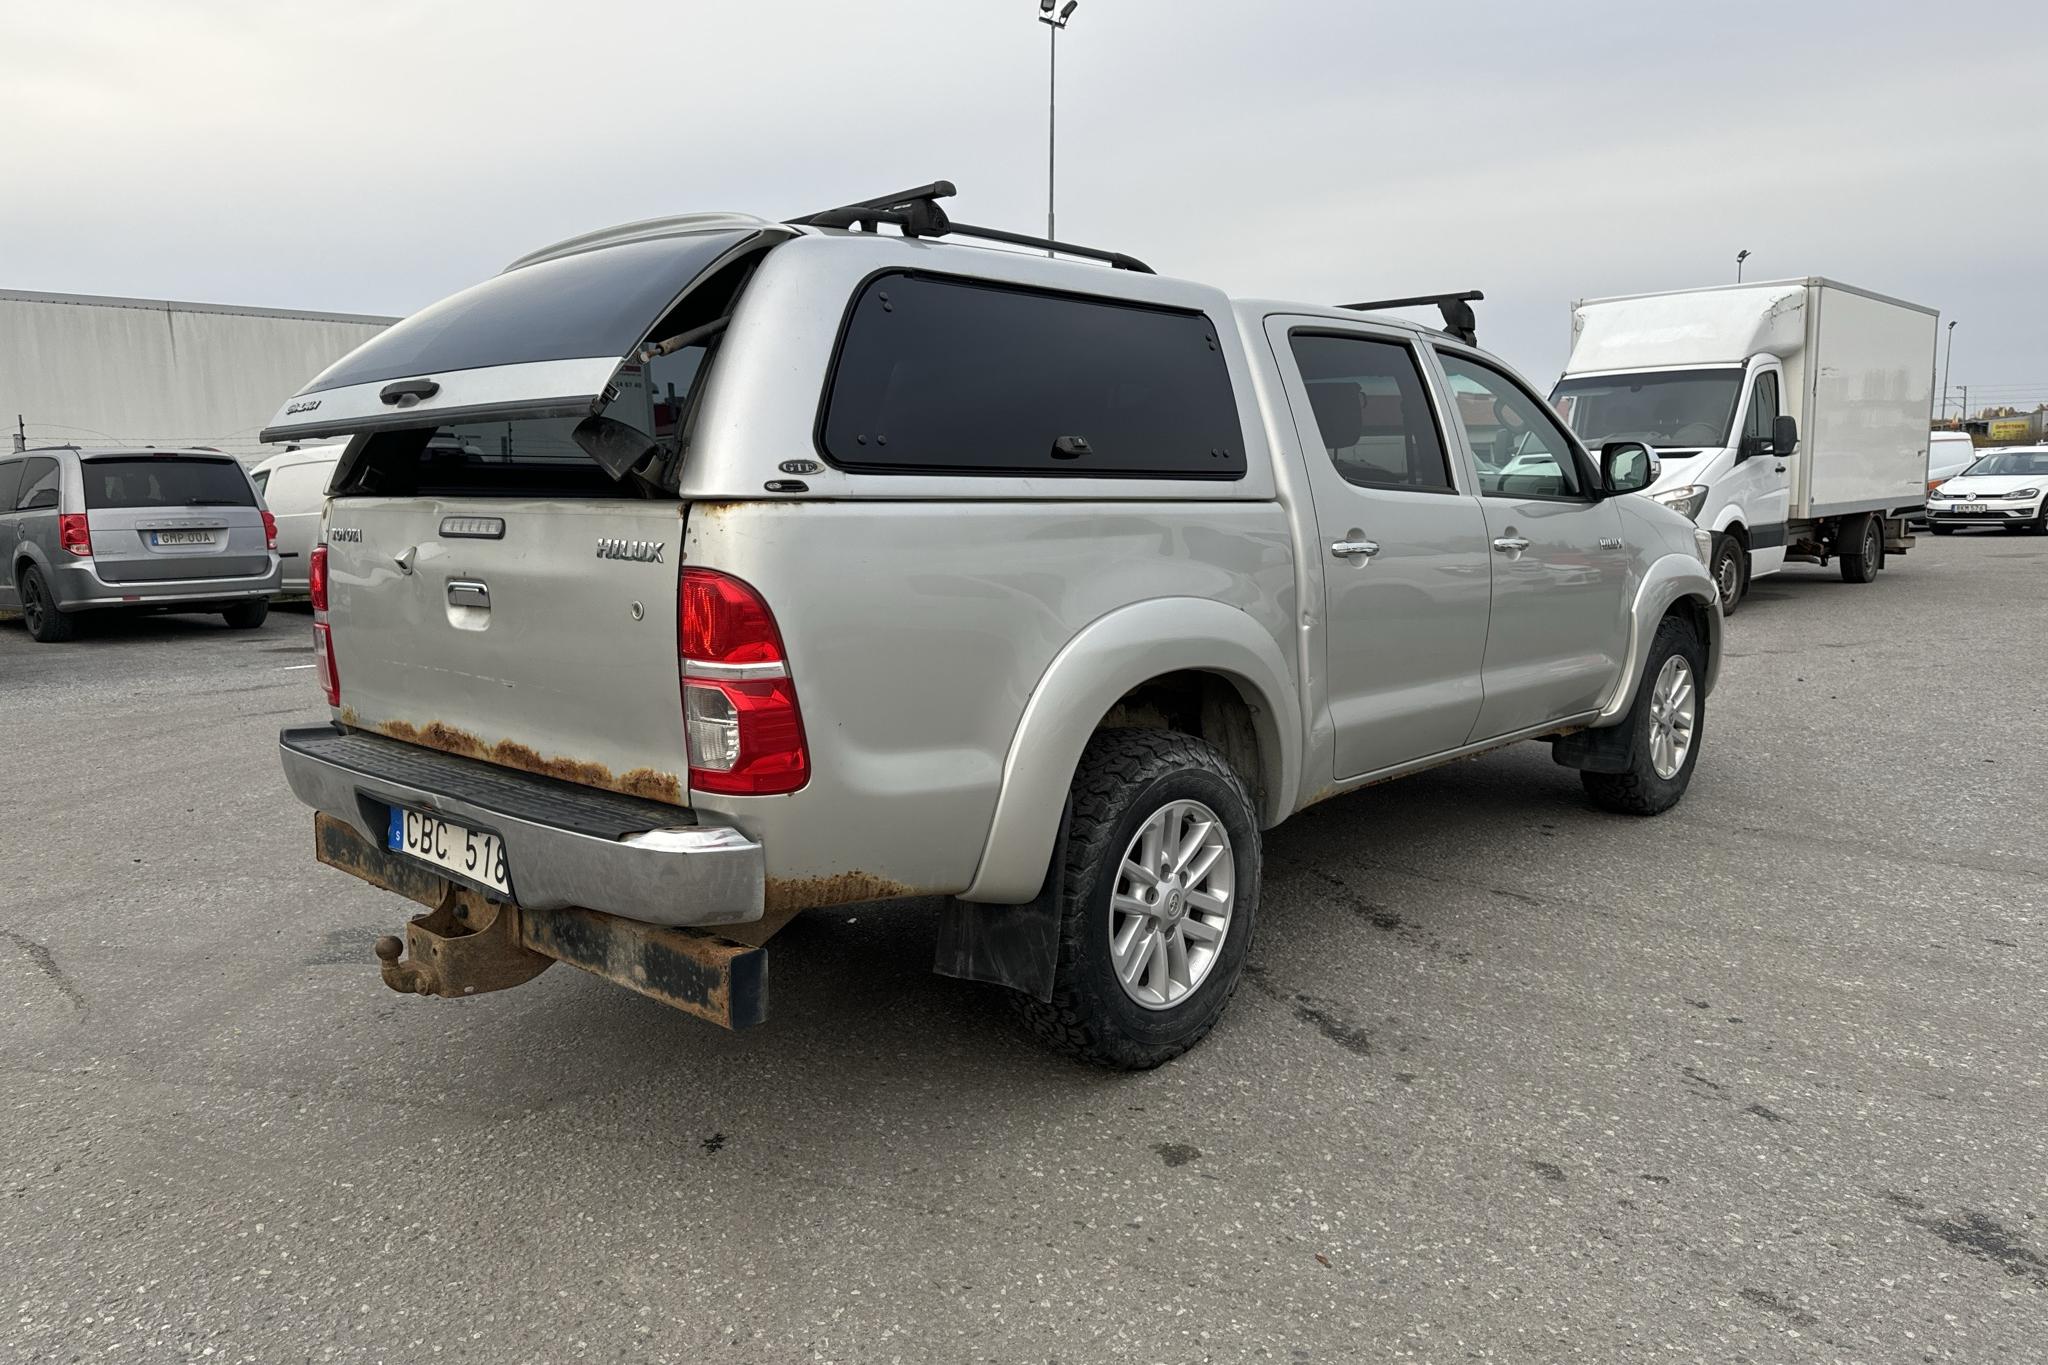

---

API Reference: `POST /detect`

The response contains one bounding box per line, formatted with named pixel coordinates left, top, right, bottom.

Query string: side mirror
left=1600, top=440, right=1659, bottom=495
left=1772, top=414, right=1798, bottom=458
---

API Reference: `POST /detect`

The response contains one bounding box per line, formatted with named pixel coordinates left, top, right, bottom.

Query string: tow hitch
left=316, top=813, right=767, bottom=1030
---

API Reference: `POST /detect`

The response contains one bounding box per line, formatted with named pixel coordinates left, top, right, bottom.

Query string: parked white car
left=251, top=444, right=344, bottom=592
left=1924, top=446, right=2048, bottom=534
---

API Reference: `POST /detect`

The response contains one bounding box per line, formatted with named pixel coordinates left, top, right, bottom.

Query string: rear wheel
left=1581, top=614, right=1704, bottom=817
left=1838, top=513, right=1882, bottom=583
left=1012, top=729, right=1260, bottom=1069
left=221, top=599, right=269, bottom=629
left=1709, top=534, right=1746, bottom=614
left=20, top=566, right=78, bottom=643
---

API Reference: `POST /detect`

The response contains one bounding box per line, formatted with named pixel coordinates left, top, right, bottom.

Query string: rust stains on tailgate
left=370, top=719, right=683, bottom=806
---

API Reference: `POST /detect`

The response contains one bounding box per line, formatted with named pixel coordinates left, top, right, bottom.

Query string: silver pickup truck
left=266, top=183, right=1720, bottom=1068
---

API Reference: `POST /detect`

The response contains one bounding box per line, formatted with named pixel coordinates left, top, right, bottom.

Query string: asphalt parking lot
left=3, top=534, right=2044, bottom=1364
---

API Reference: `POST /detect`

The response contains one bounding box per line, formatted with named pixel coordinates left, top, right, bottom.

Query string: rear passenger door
left=0, top=458, right=25, bottom=606
left=1270, top=321, right=1492, bottom=779
left=1432, top=347, right=1631, bottom=739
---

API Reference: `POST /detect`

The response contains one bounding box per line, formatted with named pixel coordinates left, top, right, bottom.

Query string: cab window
left=1288, top=333, right=1454, bottom=492
left=1437, top=352, right=1587, bottom=499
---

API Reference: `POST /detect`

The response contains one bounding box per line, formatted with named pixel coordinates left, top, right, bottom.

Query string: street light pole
left=1942, top=320, right=1958, bottom=422
left=1037, top=1, right=1078, bottom=252
left=1735, top=249, right=1750, bottom=282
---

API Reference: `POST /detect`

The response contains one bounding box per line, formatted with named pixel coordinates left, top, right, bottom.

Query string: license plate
left=1955, top=503, right=1988, bottom=513
left=386, top=806, right=511, bottom=895
left=150, top=529, right=216, bottom=545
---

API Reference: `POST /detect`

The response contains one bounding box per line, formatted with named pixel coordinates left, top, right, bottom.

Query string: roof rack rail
left=1339, top=290, right=1483, bottom=346
left=789, top=181, right=1154, bottom=274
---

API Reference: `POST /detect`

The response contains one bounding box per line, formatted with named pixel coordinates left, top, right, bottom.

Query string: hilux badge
left=596, top=538, right=665, bottom=563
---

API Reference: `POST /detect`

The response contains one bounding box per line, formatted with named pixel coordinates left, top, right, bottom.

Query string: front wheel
left=1930, top=523, right=1954, bottom=536
left=1012, top=729, right=1260, bottom=1069
left=1709, top=534, right=1746, bottom=615
left=1839, top=513, right=1882, bottom=583
left=1582, top=614, right=1705, bottom=817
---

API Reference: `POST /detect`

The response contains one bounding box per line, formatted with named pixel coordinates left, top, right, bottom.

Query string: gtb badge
left=596, top=538, right=665, bottom=563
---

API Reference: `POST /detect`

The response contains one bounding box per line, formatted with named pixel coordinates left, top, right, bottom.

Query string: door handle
left=446, top=579, right=490, bottom=609
left=1329, top=539, right=1381, bottom=560
left=1491, top=536, right=1531, bottom=554
left=1775, top=464, right=1787, bottom=473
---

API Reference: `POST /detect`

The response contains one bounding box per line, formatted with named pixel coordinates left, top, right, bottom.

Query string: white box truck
left=1551, top=279, right=1938, bottom=612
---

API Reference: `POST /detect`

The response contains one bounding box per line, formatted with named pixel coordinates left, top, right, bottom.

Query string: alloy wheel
left=1109, top=799, right=1235, bottom=1010
left=1647, top=655, right=1697, bottom=780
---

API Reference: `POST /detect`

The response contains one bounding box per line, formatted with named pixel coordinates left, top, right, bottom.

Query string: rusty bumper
left=315, top=813, right=767, bottom=1030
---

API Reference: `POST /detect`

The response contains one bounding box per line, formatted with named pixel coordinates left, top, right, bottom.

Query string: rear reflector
left=679, top=568, right=807, bottom=795
left=262, top=509, right=278, bottom=551
left=58, top=513, right=92, bottom=557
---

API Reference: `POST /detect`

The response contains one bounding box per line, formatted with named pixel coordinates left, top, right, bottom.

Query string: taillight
left=57, top=513, right=92, bottom=557
left=261, top=509, right=278, bottom=551
left=679, top=568, right=808, bottom=795
left=309, top=544, right=339, bottom=706
left=308, top=543, right=329, bottom=612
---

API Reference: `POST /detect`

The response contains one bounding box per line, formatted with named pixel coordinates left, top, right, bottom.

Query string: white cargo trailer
left=1551, top=279, right=1938, bottom=611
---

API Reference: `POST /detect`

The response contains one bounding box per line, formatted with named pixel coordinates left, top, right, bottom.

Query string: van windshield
left=1550, top=369, right=1743, bottom=451
left=82, top=457, right=256, bottom=509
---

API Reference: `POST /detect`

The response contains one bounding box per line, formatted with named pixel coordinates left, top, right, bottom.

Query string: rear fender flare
left=1598, top=553, right=1722, bottom=724
left=959, top=597, right=1301, bottom=904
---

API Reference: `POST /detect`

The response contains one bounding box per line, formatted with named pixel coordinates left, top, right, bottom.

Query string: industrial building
left=1, top=289, right=395, bottom=465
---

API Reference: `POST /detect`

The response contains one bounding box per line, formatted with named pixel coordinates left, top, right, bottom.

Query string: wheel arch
left=958, top=597, right=1301, bottom=904
left=1598, top=554, right=1722, bottom=725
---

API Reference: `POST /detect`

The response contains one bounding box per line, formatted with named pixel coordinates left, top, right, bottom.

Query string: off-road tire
left=1011, top=728, right=1261, bottom=1070
left=1839, top=513, right=1882, bottom=583
left=1581, top=613, right=1705, bottom=817
left=222, top=599, right=269, bottom=630
left=1710, top=533, right=1746, bottom=615
left=20, top=566, right=78, bottom=643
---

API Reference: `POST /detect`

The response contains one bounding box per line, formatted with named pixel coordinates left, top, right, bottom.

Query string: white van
left=1552, top=279, right=1937, bottom=612
left=251, top=444, right=344, bottom=594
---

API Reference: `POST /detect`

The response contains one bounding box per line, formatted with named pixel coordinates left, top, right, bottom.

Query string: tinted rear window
left=303, top=229, right=758, bottom=393
left=82, top=458, right=255, bottom=509
left=820, top=272, right=1244, bottom=478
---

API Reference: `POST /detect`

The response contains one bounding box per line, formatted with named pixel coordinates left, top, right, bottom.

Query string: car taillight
left=309, top=544, right=339, bottom=706
left=57, top=513, right=92, bottom=557
left=261, top=509, right=278, bottom=551
left=309, top=543, right=329, bottom=612
left=679, top=568, right=808, bottom=795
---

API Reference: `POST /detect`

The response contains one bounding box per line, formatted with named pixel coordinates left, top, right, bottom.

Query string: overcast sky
left=5, top=0, right=2045, bottom=411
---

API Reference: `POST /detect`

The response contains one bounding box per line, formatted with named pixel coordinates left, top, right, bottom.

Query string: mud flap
left=931, top=798, right=1070, bottom=1002
left=1551, top=724, right=1634, bottom=775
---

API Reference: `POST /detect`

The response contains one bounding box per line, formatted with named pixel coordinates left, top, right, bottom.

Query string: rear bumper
left=50, top=556, right=280, bottom=610
left=278, top=725, right=764, bottom=927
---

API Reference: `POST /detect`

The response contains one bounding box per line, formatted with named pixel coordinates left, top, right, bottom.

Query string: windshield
left=1550, top=369, right=1743, bottom=452
left=1962, top=451, right=2048, bottom=478
left=81, top=457, right=256, bottom=509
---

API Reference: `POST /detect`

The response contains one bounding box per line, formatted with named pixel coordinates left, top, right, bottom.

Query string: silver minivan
left=0, top=446, right=280, bottom=642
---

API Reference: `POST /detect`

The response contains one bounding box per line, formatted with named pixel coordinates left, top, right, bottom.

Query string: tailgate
left=326, top=496, right=688, bottom=803
left=79, top=454, right=269, bottom=582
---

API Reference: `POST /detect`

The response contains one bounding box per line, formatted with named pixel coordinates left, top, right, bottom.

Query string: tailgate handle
left=447, top=580, right=490, bottom=609
left=379, top=378, right=441, bottom=406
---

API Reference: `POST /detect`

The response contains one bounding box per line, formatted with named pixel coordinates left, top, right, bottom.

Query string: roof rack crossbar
left=1340, top=289, right=1484, bottom=346
left=789, top=181, right=1154, bottom=273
